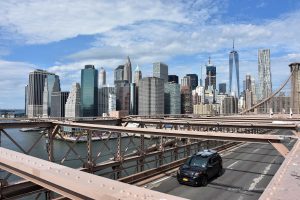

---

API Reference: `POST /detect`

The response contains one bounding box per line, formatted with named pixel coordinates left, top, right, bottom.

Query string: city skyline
left=1, top=0, right=300, bottom=108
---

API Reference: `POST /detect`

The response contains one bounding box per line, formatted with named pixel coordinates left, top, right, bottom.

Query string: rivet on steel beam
left=76, top=176, right=80, bottom=179
left=110, top=186, right=115, bottom=190
left=88, top=179, right=92, bottom=183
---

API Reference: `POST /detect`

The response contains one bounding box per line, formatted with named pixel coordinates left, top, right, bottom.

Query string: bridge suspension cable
left=240, top=68, right=295, bottom=115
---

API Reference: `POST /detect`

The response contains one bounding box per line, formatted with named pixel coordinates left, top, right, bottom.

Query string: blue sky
left=1, top=0, right=300, bottom=109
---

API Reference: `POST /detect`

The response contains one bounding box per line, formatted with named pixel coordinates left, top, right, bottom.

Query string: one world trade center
left=229, top=40, right=240, bottom=97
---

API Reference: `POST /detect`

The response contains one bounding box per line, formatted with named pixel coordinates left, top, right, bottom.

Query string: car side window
left=210, top=156, right=218, bottom=164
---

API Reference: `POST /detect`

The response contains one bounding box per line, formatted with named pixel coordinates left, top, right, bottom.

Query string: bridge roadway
left=146, top=130, right=295, bottom=200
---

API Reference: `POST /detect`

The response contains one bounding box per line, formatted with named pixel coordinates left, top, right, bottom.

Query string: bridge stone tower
left=289, top=62, right=300, bottom=114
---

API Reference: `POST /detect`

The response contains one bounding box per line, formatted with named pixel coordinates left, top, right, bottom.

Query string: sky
left=1, top=0, right=300, bottom=109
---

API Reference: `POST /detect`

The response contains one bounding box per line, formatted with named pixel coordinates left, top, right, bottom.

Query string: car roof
left=195, top=149, right=217, bottom=157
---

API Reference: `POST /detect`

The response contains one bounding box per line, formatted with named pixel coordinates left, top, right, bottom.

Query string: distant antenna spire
left=232, top=39, right=235, bottom=50
left=208, top=56, right=211, bottom=64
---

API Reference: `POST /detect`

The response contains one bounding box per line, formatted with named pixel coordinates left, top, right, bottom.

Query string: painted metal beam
left=0, top=121, right=52, bottom=129
left=122, top=119, right=299, bottom=130
left=53, top=122, right=295, bottom=143
left=0, top=147, right=185, bottom=200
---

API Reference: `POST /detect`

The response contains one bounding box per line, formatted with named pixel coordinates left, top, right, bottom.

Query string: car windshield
left=187, top=156, right=208, bottom=167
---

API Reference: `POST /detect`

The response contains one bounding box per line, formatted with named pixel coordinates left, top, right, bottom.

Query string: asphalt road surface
left=146, top=130, right=295, bottom=200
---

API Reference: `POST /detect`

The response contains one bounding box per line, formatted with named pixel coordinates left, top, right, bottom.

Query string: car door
left=207, top=157, right=215, bottom=178
left=208, top=156, right=218, bottom=178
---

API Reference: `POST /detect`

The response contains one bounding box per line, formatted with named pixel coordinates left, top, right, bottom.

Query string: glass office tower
left=80, top=65, right=98, bottom=117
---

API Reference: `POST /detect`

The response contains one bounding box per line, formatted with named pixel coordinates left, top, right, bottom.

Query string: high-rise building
left=258, top=49, right=272, bottom=112
left=168, top=75, right=179, bottom=84
left=50, top=91, right=69, bottom=118
left=124, top=56, right=132, bottom=83
left=164, top=82, right=181, bottom=114
left=129, top=83, right=138, bottom=115
left=186, top=74, right=198, bottom=90
left=65, top=83, right=81, bottom=119
left=108, top=92, right=116, bottom=113
left=98, top=86, right=115, bottom=116
left=193, top=86, right=205, bottom=105
left=42, top=75, right=61, bottom=117
left=138, top=77, right=164, bottom=115
left=115, top=80, right=130, bottom=114
left=27, top=69, right=57, bottom=118
left=153, top=62, right=168, bottom=82
left=204, top=58, right=216, bottom=90
left=134, top=65, right=142, bottom=85
left=245, top=74, right=251, bottom=91
left=99, top=67, right=106, bottom=87
left=181, top=76, right=191, bottom=88
left=251, top=78, right=257, bottom=105
left=25, top=85, right=28, bottom=116
left=219, top=83, right=226, bottom=94
left=80, top=65, right=98, bottom=117
left=114, top=65, right=124, bottom=82
left=229, top=41, right=240, bottom=97
left=181, top=86, right=193, bottom=114
left=220, top=95, right=238, bottom=115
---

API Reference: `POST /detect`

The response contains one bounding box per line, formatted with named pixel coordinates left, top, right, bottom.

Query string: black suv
left=177, top=149, right=223, bottom=186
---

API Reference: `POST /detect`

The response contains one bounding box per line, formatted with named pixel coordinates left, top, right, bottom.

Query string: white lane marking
left=227, top=161, right=239, bottom=169
left=252, top=148, right=261, bottom=153
left=220, top=143, right=248, bottom=157
left=151, top=176, right=172, bottom=185
left=248, top=157, right=276, bottom=191
left=237, top=196, right=244, bottom=200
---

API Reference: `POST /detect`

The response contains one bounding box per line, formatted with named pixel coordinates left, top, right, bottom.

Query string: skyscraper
left=65, top=83, right=81, bottom=119
left=134, top=65, right=142, bottom=85
left=129, top=83, right=138, bottom=115
left=98, top=86, right=115, bottom=116
left=115, top=80, right=130, bottom=113
left=25, top=85, right=28, bottom=116
left=42, top=74, right=61, bottom=117
left=50, top=91, right=69, bottom=118
left=99, top=67, right=106, bottom=87
left=204, top=58, right=216, bottom=90
left=258, top=49, right=272, bottom=112
left=181, top=76, right=191, bottom=88
left=245, top=74, right=251, bottom=91
left=80, top=65, right=98, bottom=117
left=219, top=83, right=226, bottom=94
left=153, top=62, right=168, bottom=82
left=114, top=65, right=124, bottom=82
left=164, top=82, right=181, bottom=114
left=124, top=56, right=132, bottom=83
left=229, top=41, right=240, bottom=97
left=168, top=75, right=179, bottom=84
left=181, top=86, right=193, bottom=114
left=186, top=74, right=198, bottom=90
left=27, top=69, right=58, bottom=118
left=139, top=77, right=164, bottom=115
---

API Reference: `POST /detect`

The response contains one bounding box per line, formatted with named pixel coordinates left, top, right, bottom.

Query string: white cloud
left=1, top=0, right=300, bottom=108
left=0, top=0, right=222, bottom=44
left=0, top=60, right=34, bottom=109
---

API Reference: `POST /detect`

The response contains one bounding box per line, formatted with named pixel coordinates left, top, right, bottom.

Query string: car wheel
left=201, top=176, right=208, bottom=186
